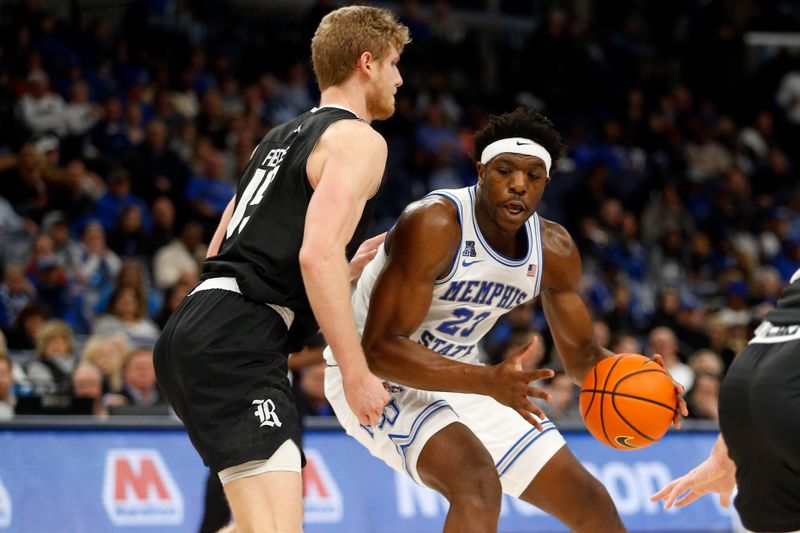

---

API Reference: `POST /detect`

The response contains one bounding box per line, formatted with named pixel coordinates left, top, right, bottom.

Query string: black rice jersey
left=203, top=106, right=377, bottom=346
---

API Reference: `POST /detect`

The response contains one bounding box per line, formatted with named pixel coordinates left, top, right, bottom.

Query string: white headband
left=480, top=137, right=552, bottom=176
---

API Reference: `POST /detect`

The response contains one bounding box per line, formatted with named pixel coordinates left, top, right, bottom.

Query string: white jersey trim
left=467, top=186, right=533, bottom=267
left=426, top=190, right=464, bottom=286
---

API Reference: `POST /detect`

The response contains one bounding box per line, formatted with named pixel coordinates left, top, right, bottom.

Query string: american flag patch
left=527, top=264, right=537, bottom=277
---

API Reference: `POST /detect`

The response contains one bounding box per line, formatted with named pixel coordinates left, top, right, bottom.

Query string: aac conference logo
left=102, top=449, right=184, bottom=526
left=303, top=448, right=343, bottom=523
left=0, top=475, right=11, bottom=528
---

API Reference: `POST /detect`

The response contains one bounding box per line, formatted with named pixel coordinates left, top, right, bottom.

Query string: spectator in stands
left=70, top=362, right=108, bottom=418
left=70, top=220, right=121, bottom=322
left=114, top=347, right=163, bottom=407
left=5, top=301, right=49, bottom=351
left=0, top=142, right=49, bottom=222
left=186, top=150, right=236, bottom=237
left=688, top=349, right=724, bottom=380
left=16, top=70, right=67, bottom=138
left=126, top=119, right=190, bottom=207
left=92, top=168, right=150, bottom=233
left=149, top=196, right=177, bottom=251
left=80, top=333, right=128, bottom=394
left=107, top=204, right=151, bottom=258
left=0, top=264, right=36, bottom=329
left=647, top=326, right=695, bottom=391
left=96, top=259, right=161, bottom=319
left=686, top=372, right=721, bottom=420
left=0, top=353, right=14, bottom=419
left=152, top=221, right=205, bottom=289
left=154, top=277, right=195, bottom=329
left=26, top=319, right=76, bottom=394
left=294, top=362, right=333, bottom=417
left=93, top=286, right=160, bottom=344
left=542, top=373, right=582, bottom=423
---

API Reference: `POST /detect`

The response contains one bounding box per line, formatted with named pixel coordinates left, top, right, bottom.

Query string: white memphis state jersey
left=327, top=185, right=544, bottom=366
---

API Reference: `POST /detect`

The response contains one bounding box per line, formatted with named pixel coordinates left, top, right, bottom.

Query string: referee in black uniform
left=153, top=7, right=409, bottom=532
left=653, top=269, right=800, bottom=533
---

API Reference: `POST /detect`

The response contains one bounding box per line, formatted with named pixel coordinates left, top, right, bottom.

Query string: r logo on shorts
left=252, top=399, right=282, bottom=428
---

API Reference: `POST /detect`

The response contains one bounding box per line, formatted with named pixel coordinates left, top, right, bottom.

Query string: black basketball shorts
left=154, top=288, right=304, bottom=474
left=719, top=333, right=800, bottom=533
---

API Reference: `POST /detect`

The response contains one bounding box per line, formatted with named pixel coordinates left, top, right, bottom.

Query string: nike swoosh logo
left=516, top=141, right=532, bottom=145
left=462, top=259, right=483, bottom=267
left=615, top=436, right=638, bottom=449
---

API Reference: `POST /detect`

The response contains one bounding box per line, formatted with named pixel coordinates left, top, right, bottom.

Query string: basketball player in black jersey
left=153, top=7, right=409, bottom=532
left=652, top=269, right=800, bottom=533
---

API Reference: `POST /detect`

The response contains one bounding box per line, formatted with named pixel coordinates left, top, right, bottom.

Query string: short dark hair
left=472, top=107, right=566, bottom=169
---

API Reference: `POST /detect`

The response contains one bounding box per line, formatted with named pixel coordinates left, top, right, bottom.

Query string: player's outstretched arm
left=539, top=219, right=613, bottom=384
left=361, top=197, right=554, bottom=429
left=540, top=219, right=689, bottom=425
left=650, top=434, right=736, bottom=509
left=300, top=120, right=390, bottom=426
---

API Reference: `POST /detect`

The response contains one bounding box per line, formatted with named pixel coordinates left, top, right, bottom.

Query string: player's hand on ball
left=489, top=337, right=554, bottom=431
left=651, top=353, right=689, bottom=429
left=343, top=370, right=391, bottom=426
left=650, top=455, right=736, bottom=509
left=349, top=232, right=387, bottom=281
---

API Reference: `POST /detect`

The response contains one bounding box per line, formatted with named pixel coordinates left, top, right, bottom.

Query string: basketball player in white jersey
left=324, top=107, right=688, bottom=532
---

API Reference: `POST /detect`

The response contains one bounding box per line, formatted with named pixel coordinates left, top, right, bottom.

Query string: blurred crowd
left=1, top=0, right=800, bottom=424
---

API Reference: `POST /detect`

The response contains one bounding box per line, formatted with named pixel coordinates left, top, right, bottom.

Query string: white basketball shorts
left=324, top=364, right=565, bottom=497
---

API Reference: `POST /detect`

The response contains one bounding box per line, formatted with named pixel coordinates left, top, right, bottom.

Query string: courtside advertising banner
left=0, top=427, right=741, bottom=532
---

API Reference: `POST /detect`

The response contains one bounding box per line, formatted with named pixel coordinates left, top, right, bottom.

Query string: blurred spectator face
left=690, top=374, right=721, bottom=420
left=49, top=221, right=70, bottom=247
left=118, top=261, right=144, bottom=288
left=27, top=70, right=48, bottom=98
left=647, top=327, right=679, bottom=363
left=108, top=174, right=131, bottom=197
left=203, top=151, right=226, bottom=180
left=152, top=197, right=176, bottom=229
left=87, top=341, right=120, bottom=376
left=44, top=334, right=70, bottom=357
left=180, top=223, right=204, bottom=249
left=18, top=143, right=39, bottom=171
left=70, top=81, right=90, bottom=104
left=32, top=234, right=55, bottom=257
left=112, top=287, right=140, bottom=320
left=4, top=266, right=29, bottom=294
left=125, top=103, right=143, bottom=127
left=83, top=222, right=107, bottom=253
left=124, top=350, right=156, bottom=391
left=104, top=97, right=123, bottom=122
left=611, top=334, right=641, bottom=354
left=146, top=121, right=168, bottom=151
left=119, top=206, right=143, bottom=233
left=689, top=350, right=724, bottom=379
left=0, top=358, right=12, bottom=401
left=550, top=374, right=576, bottom=413
left=72, top=364, right=103, bottom=399
left=300, top=363, right=327, bottom=404
left=593, top=320, right=611, bottom=348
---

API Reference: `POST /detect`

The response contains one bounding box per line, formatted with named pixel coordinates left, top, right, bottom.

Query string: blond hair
left=312, top=6, right=409, bottom=90
left=35, top=320, right=74, bottom=358
left=81, top=333, right=128, bottom=392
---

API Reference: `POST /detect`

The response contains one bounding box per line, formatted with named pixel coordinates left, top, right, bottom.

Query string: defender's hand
left=651, top=353, right=689, bottom=429
left=342, top=370, right=391, bottom=426
left=650, top=456, right=736, bottom=509
left=487, top=338, right=554, bottom=431
left=349, top=232, right=387, bottom=281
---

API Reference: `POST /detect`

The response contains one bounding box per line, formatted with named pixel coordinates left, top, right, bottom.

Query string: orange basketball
left=580, top=353, right=677, bottom=450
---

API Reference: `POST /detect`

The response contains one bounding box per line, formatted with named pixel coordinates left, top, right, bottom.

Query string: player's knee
left=448, top=461, right=502, bottom=510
